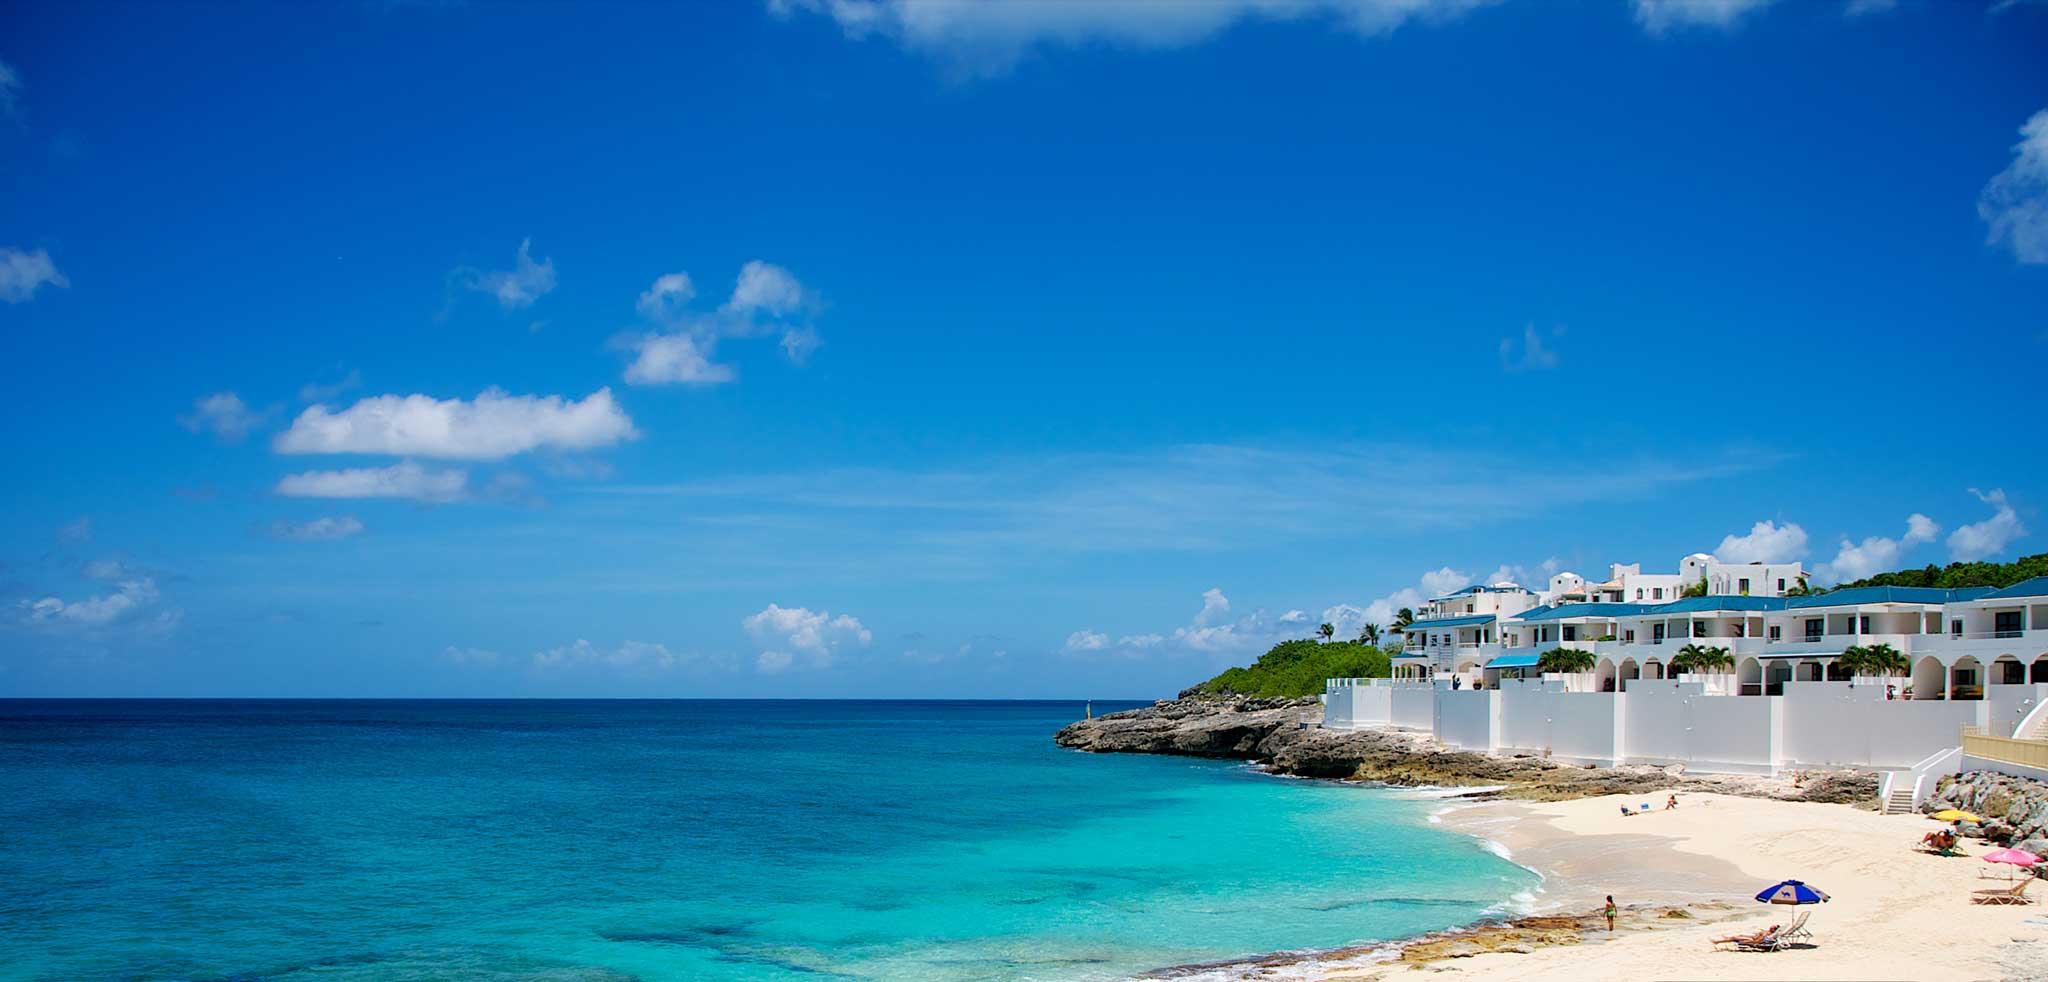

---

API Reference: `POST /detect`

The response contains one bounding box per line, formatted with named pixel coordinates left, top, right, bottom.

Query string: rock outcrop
left=1056, top=696, right=1881, bottom=804
left=1926, top=770, right=2048, bottom=846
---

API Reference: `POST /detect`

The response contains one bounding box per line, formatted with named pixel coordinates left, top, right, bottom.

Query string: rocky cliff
left=1926, top=770, right=2048, bottom=854
left=1055, top=696, right=1881, bottom=804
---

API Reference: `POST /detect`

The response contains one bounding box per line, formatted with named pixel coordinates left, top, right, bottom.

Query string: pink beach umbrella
left=1981, top=848, right=2041, bottom=881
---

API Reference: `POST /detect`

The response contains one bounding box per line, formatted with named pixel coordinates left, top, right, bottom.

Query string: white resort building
left=1326, top=555, right=2048, bottom=810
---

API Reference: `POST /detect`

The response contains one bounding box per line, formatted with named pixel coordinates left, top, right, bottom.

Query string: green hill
left=1186, top=639, right=1391, bottom=698
left=1825, top=552, right=2047, bottom=592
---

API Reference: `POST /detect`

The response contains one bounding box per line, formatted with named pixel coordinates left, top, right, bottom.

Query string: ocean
left=0, top=700, right=1535, bottom=981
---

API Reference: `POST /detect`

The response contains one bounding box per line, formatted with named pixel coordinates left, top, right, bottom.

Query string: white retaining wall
left=1390, top=683, right=1436, bottom=730
left=1779, top=682, right=1983, bottom=769
left=1433, top=689, right=1497, bottom=751
left=1622, top=679, right=1782, bottom=774
left=1322, top=683, right=1391, bottom=729
left=1495, top=682, right=1624, bottom=764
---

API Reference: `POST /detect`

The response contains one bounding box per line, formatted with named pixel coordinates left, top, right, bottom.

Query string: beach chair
left=1713, top=923, right=1785, bottom=950
left=1779, top=911, right=1813, bottom=945
left=1972, top=879, right=2034, bottom=905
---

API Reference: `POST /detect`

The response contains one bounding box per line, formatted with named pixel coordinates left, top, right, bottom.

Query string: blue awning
left=1487, top=652, right=1542, bottom=669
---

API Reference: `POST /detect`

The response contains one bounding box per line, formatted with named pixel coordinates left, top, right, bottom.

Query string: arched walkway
left=1738, top=657, right=1763, bottom=696
left=2034, top=655, right=2048, bottom=684
left=1911, top=656, right=1946, bottom=700
left=1951, top=656, right=1984, bottom=700
left=1825, top=660, right=1852, bottom=682
left=1990, top=655, right=2026, bottom=686
left=1596, top=658, right=1617, bottom=693
left=1618, top=658, right=1641, bottom=691
left=1796, top=659, right=1825, bottom=682
left=1644, top=659, right=1664, bottom=680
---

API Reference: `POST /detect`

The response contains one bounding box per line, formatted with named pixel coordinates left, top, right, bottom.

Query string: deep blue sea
left=0, top=700, right=1534, bottom=982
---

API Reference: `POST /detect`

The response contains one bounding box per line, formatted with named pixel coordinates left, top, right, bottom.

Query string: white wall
left=1496, top=682, right=1623, bottom=764
left=1434, top=689, right=1497, bottom=751
left=1390, top=683, right=1435, bottom=730
left=1778, top=682, right=1983, bottom=769
left=1985, top=682, right=2048, bottom=737
left=1622, top=680, right=1781, bottom=774
left=1322, top=683, right=1391, bottom=729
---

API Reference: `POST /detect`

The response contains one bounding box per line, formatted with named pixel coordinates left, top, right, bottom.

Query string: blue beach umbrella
left=1755, top=880, right=1830, bottom=905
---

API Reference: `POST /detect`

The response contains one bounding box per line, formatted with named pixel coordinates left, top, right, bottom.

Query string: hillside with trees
left=1825, top=552, right=2047, bottom=592
left=1186, top=639, right=1391, bottom=698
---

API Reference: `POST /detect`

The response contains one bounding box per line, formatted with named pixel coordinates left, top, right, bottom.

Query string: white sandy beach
left=1319, top=792, right=2048, bottom=981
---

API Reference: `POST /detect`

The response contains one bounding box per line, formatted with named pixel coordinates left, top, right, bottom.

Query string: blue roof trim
left=1401, top=614, right=1496, bottom=630
left=1787, top=586, right=1994, bottom=608
left=1650, top=596, right=1790, bottom=613
left=1982, top=576, right=2048, bottom=601
left=1487, top=652, right=1542, bottom=668
left=1507, top=603, right=1653, bottom=622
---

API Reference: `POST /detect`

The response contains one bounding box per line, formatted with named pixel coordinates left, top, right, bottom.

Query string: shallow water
left=0, top=700, right=1534, bottom=981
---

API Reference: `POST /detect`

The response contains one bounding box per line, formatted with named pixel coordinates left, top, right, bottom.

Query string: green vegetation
left=1536, top=647, right=1596, bottom=673
left=1823, top=552, right=2048, bottom=592
left=1837, top=642, right=1908, bottom=678
left=1670, top=643, right=1735, bottom=674
left=1191, top=639, right=1392, bottom=698
left=1681, top=574, right=1709, bottom=598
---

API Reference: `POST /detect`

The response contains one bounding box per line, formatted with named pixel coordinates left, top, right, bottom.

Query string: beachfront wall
left=1321, top=680, right=1391, bottom=730
left=1433, top=689, right=1497, bottom=751
left=1494, top=682, right=1624, bottom=765
left=1620, top=680, right=1781, bottom=773
left=1390, top=683, right=1436, bottom=730
left=1778, top=682, right=1985, bottom=769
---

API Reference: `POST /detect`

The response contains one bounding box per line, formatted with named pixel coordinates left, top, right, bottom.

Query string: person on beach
left=1665, top=794, right=1677, bottom=810
left=1712, top=924, right=1779, bottom=945
left=1604, top=896, right=1617, bottom=932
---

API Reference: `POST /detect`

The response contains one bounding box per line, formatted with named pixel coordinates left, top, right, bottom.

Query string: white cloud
left=1360, top=566, right=1473, bottom=626
left=1076, top=587, right=1313, bottom=657
left=724, top=260, right=807, bottom=317
left=1815, top=513, right=1940, bottom=583
left=458, top=238, right=557, bottom=309
left=531, top=639, right=678, bottom=671
left=757, top=649, right=795, bottom=673
left=1632, top=0, right=1774, bottom=35
left=1980, top=109, right=2048, bottom=265
left=179, top=391, right=268, bottom=443
left=772, top=0, right=1497, bottom=73
left=1713, top=519, right=1808, bottom=564
left=0, top=247, right=68, bottom=303
left=268, top=515, right=366, bottom=541
left=1843, top=0, right=1895, bottom=14
left=1498, top=324, right=1560, bottom=372
left=743, top=603, right=872, bottom=670
left=622, top=334, right=736, bottom=385
left=1064, top=629, right=1109, bottom=651
left=21, top=576, right=165, bottom=628
left=81, top=558, right=127, bottom=580
left=276, top=461, right=469, bottom=503
left=622, top=261, right=822, bottom=385
left=1949, top=488, right=2026, bottom=561
left=443, top=646, right=502, bottom=666
left=275, top=388, right=636, bottom=461
left=57, top=516, right=93, bottom=544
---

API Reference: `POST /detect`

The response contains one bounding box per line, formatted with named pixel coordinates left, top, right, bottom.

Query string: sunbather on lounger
left=1711, top=924, right=1779, bottom=946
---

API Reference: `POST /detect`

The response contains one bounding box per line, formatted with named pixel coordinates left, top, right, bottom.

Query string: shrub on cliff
left=1190, top=639, right=1391, bottom=698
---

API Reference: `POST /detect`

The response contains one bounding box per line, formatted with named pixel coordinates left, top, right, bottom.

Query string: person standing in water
left=1604, top=895, right=1617, bottom=932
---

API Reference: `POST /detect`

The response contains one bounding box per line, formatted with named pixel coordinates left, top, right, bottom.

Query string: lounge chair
left=1779, top=911, right=1813, bottom=945
left=1712, top=923, right=1784, bottom=949
left=1973, top=879, right=2034, bottom=906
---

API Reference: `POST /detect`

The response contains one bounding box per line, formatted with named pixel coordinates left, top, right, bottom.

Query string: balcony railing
left=1962, top=726, right=2048, bottom=771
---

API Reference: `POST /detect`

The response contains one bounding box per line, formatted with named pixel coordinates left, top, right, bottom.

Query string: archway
left=1825, top=660, right=1852, bottom=682
left=1950, top=656, right=1984, bottom=700
left=1644, top=659, right=1664, bottom=680
left=1618, top=658, right=1640, bottom=691
left=1595, top=658, right=1617, bottom=693
left=2033, top=655, right=2048, bottom=684
left=1990, top=655, right=2026, bottom=686
left=1738, top=657, right=1763, bottom=696
left=1911, top=656, right=1946, bottom=700
left=1797, top=659, right=1825, bottom=682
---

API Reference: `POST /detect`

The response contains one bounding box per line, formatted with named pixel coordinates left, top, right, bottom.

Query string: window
left=1653, top=623, right=1666, bottom=643
left=1635, top=588, right=1643, bottom=599
left=1652, top=588, right=1664, bottom=599
left=1563, top=626, right=1578, bottom=642
left=1769, top=625, right=1782, bottom=641
left=1623, top=630, right=1635, bottom=643
left=1996, top=611, right=2023, bottom=639
left=1777, top=578, right=1786, bottom=592
left=1952, top=619, right=1963, bottom=638
left=1859, top=615, right=1872, bottom=634
left=1805, top=618, right=1823, bottom=641
left=1738, top=578, right=1751, bottom=595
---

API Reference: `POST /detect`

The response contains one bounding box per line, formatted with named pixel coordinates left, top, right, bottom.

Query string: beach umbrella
left=1982, top=848, right=2042, bottom=881
left=1930, top=810, right=1981, bottom=823
left=1754, top=880, right=1830, bottom=905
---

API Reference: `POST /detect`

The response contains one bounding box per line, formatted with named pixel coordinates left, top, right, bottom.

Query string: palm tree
left=1318, top=622, right=1335, bottom=643
left=1536, top=647, right=1596, bottom=674
left=1838, top=642, right=1908, bottom=679
left=1391, top=607, right=1415, bottom=632
left=1670, top=643, right=1735, bottom=675
left=1359, top=622, right=1382, bottom=646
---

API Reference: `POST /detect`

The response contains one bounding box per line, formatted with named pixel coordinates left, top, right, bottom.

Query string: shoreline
left=1145, top=788, right=2048, bottom=981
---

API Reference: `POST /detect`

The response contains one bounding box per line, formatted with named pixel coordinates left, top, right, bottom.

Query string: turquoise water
left=0, top=700, right=1534, bottom=981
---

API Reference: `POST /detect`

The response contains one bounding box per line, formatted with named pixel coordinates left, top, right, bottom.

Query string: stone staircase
left=1883, top=785, right=1918, bottom=815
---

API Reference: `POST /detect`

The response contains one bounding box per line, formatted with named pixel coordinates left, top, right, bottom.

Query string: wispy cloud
left=276, top=461, right=469, bottom=503
left=453, top=238, right=557, bottom=310
left=179, top=391, right=270, bottom=443
left=0, top=59, right=22, bottom=124
left=1980, top=108, right=2048, bottom=264
left=1949, top=488, right=2025, bottom=561
left=1632, top=0, right=1776, bottom=35
left=620, top=260, right=822, bottom=385
left=1067, top=587, right=1309, bottom=658
left=1815, top=513, right=1938, bottom=583
left=1499, top=323, right=1561, bottom=372
left=743, top=603, right=871, bottom=672
left=267, top=515, right=366, bottom=541
left=1712, top=519, right=1808, bottom=563
left=0, top=247, right=68, bottom=302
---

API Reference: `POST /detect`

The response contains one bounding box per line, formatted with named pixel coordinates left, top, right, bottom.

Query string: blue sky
left=1, top=0, right=2043, bottom=698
